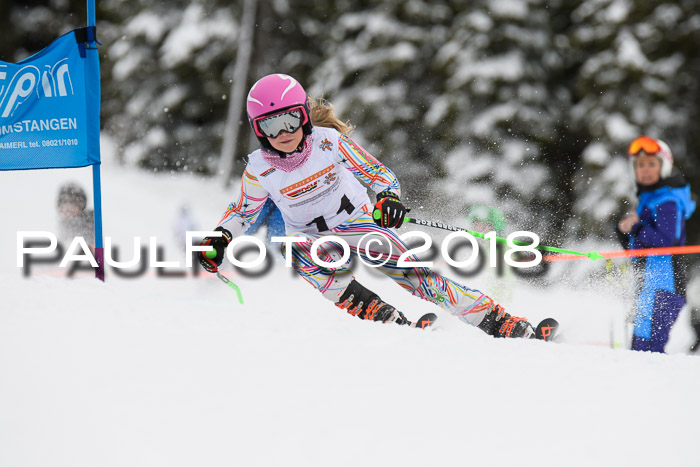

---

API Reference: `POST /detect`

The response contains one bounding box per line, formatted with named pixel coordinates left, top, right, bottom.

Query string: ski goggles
left=627, top=136, right=661, bottom=157
left=253, top=107, right=308, bottom=139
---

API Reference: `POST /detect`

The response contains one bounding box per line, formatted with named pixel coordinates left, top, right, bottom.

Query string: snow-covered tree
left=306, top=1, right=572, bottom=239
left=99, top=0, right=239, bottom=174
left=3, top=0, right=699, bottom=247
left=566, top=1, right=700, bottom=242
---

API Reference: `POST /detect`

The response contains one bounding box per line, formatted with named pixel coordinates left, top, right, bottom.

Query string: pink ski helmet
left=246, top=74, right=312, bottom=148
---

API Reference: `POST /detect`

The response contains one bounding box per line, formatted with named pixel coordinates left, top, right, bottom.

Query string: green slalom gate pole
left=399, top=216, right=604, bottom=261
left=205, top=250, right=244, bottom=304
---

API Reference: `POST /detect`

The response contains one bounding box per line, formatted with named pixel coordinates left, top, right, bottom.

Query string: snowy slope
left=1, top=145, right=699, bottom=467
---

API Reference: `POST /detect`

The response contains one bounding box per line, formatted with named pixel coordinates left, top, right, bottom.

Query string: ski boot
left=477, top=304, right=535, bottom=338
left=336, top=279, right=408, bottom=324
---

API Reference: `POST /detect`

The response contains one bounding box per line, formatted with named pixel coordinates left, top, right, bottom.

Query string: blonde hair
left=309, top=96, right=355, bottom=136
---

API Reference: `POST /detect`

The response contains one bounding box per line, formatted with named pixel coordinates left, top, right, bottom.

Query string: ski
left=409, top=312, right=438, bottom=330
left=533, top=318, right=559, bottom=341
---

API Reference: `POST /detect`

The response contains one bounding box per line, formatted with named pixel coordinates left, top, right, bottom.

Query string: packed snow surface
left=1, top=153, right=698, bottom=467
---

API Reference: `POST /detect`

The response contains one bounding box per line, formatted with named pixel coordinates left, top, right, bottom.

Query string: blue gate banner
left=0, top=28, right=100, bottom=170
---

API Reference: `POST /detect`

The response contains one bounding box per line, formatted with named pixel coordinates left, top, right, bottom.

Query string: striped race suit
left=218, top=126, right=496, bottom=326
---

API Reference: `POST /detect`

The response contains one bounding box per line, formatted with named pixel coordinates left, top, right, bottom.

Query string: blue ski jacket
left=620, top=174, right=695, bottom=351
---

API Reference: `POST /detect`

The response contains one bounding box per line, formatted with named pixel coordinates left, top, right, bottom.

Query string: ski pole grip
left=205, top=249, right=218, bottom=259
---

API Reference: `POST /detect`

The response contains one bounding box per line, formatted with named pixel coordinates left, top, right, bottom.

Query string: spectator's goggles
left=628, top=136, right=661, bottom=157
left=254, top=107, right=307, bottom=139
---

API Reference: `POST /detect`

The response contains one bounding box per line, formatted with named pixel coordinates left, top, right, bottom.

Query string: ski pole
left=542, top=244, right=700, bottom=262
left=402, top=216, right=604, bottom=261
left=205, top=249, right=244, bottom=304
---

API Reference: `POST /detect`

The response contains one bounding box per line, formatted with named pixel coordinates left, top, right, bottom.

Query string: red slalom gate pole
left=543, top=245, right=700, bottom=262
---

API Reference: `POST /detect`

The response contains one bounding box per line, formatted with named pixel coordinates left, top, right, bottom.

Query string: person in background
left=466, top=204, right=506, bottom=238
left=57, top=182, right=94, bottom=248
left=465, top=204, right=514, bottom=305
left=172, top=205, right=197, bottom=250
left=691, top=307, right=700, bottom=352
left=686, top=274, right=700, bottom=353
left=616, top=136, right=695, bottom=353
left=245, top=197, right=285, bottom=248
left=197, top=73, right=539, bottom=338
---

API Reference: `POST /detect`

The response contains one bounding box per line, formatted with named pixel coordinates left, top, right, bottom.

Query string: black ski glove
left=372, top=191, right=408, bottom=229
left=198, top=227, right=233, bottom=273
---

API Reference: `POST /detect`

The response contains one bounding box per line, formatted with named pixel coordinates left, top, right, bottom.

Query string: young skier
left=616, top=136, right=695, bottom=352
left=199, top=73, right=536, bottom=338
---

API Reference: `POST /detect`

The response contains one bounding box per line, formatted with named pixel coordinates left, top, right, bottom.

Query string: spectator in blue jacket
left=616, top=136, right=696, bottom=353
